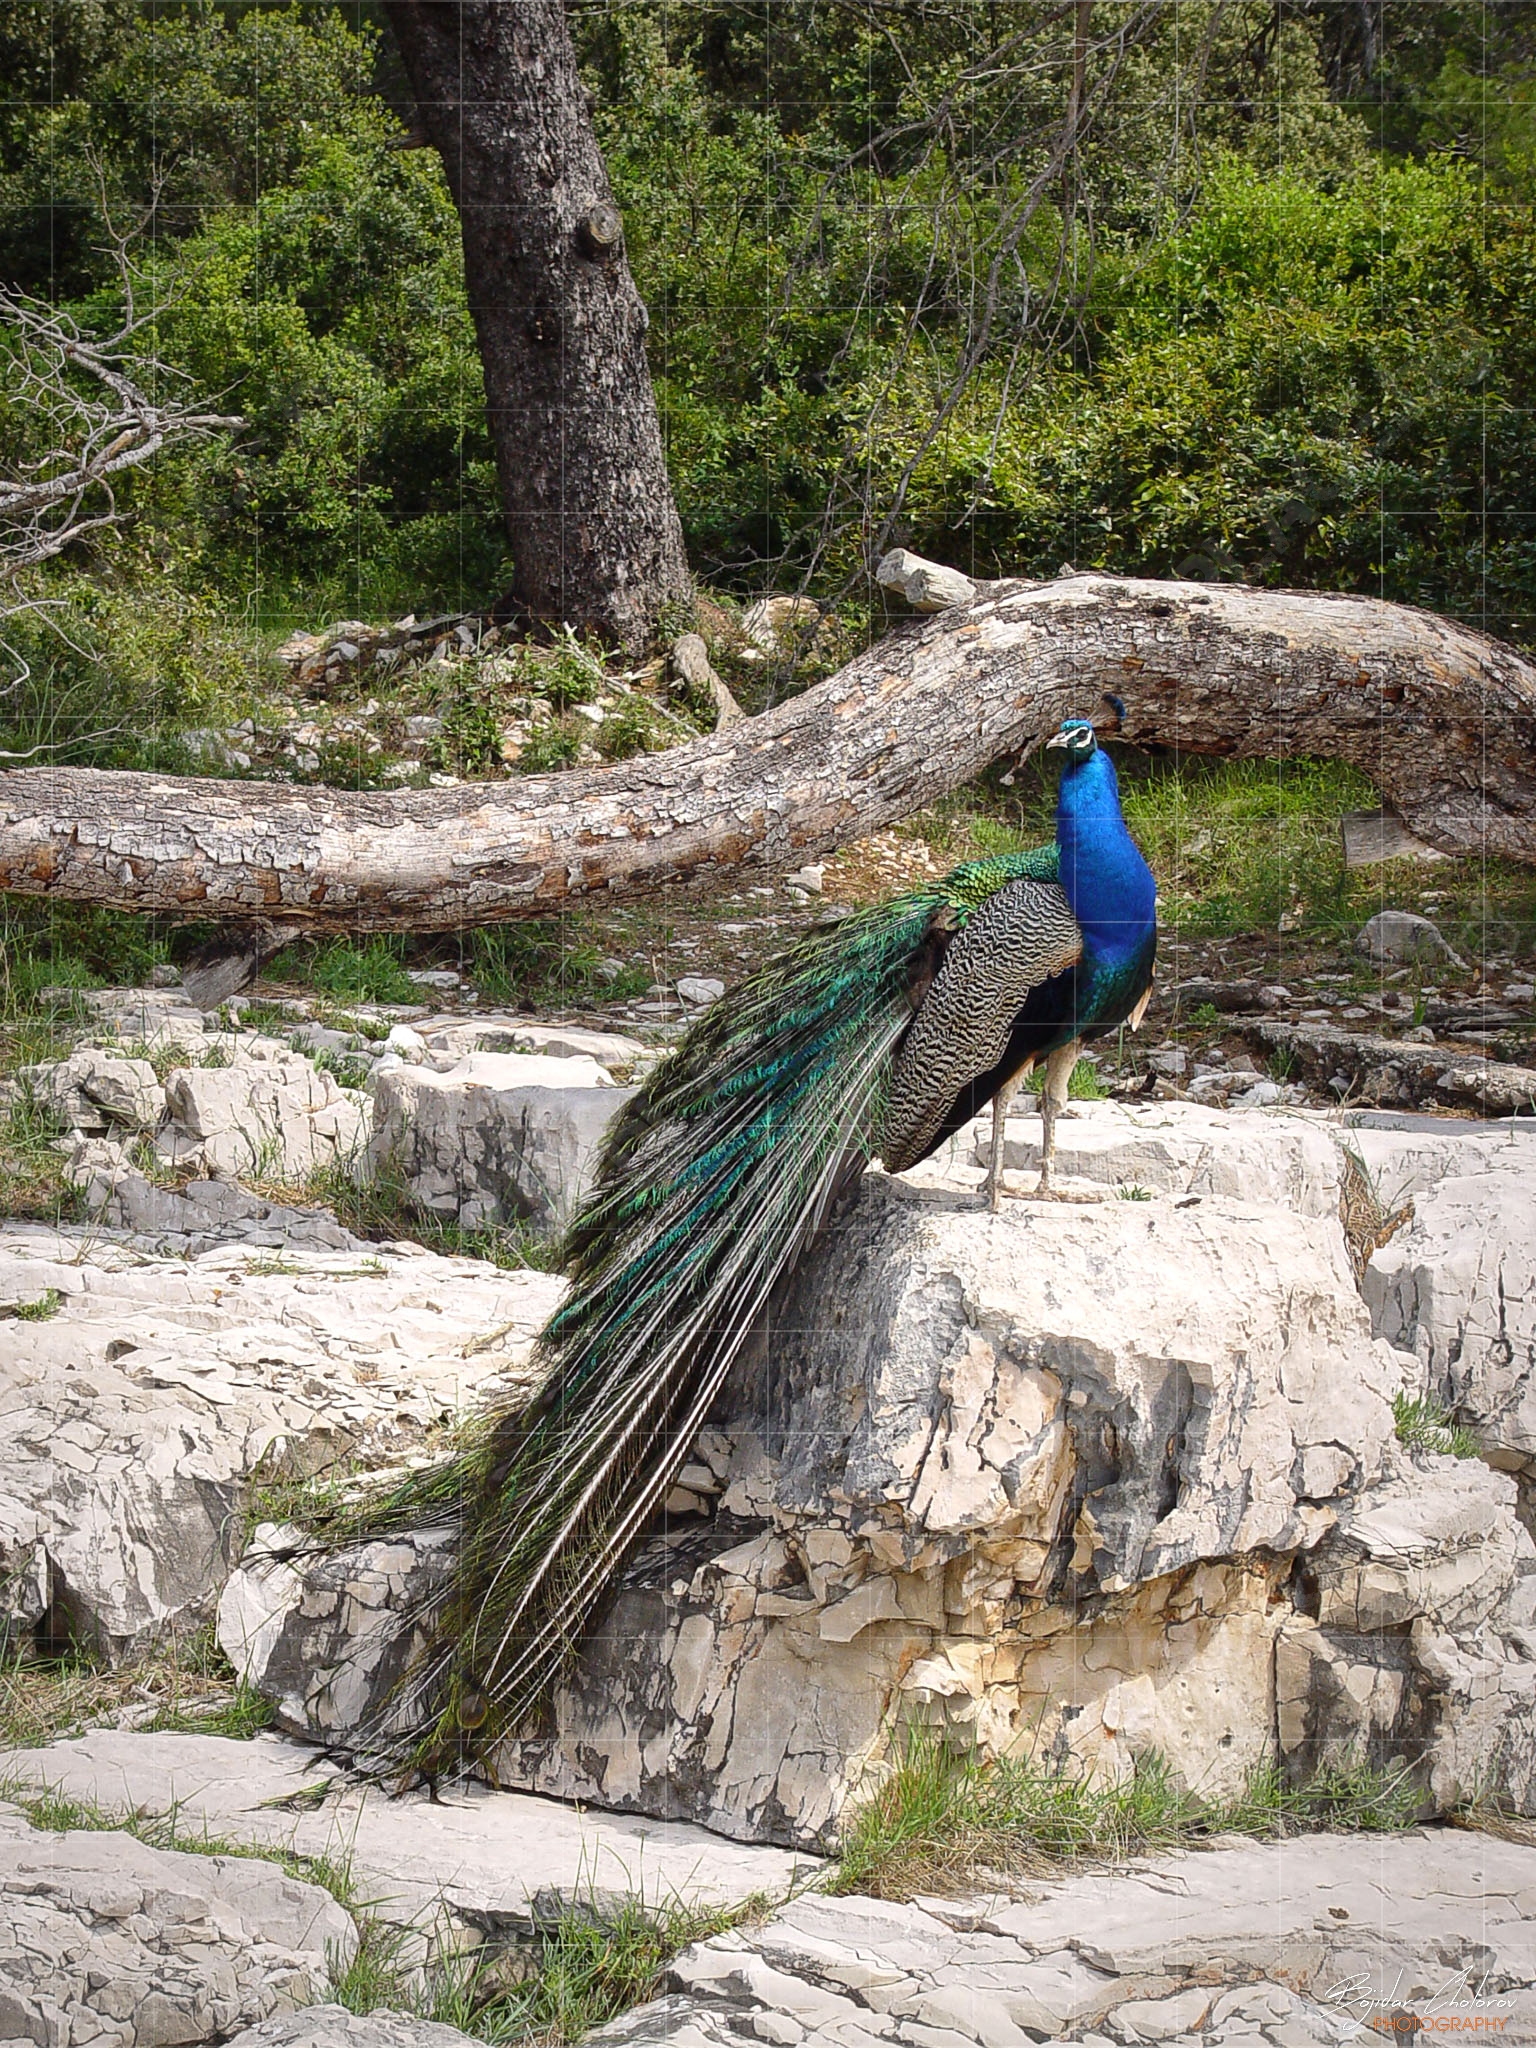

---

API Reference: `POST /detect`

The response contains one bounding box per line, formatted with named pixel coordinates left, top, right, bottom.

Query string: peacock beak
left=1045, top=731, right=1070, bottom=750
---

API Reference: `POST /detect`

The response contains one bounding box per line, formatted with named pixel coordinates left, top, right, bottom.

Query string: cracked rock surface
left=590, top=1827, right=1536, bottom=2046
left=0, top=1799, right=355, bottom=2048
left=218, top=1102, right=1536, bottom=1852
left=0, top=1224, right=560, bottom=1658
left=0, top=1731, right=814, bottom=1942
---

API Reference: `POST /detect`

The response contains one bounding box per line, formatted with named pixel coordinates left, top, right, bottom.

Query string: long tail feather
left=330, top=884, right=954, bottom=1782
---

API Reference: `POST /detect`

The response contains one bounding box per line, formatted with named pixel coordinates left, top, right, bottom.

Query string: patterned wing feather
left=881, top=878, right=1082, bottom=1173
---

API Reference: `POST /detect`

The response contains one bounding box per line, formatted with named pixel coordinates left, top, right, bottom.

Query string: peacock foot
left=1021, top=1182, right=1105, bottom=1203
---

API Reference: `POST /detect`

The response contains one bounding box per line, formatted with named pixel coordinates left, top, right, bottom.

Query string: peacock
left=325, top=706, right=1157, bottom=1786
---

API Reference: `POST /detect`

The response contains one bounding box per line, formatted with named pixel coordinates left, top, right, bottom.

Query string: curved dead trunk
left=1, top=574, right=1533, bottom=950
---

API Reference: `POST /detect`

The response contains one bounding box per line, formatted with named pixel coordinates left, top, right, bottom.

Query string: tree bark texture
left=385, top=1, right=691, bottom=649
left=2, top=575, right=1534, bottom=934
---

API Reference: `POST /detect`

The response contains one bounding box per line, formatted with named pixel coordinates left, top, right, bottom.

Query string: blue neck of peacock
left=1055, top=749, right=1157, bottom=965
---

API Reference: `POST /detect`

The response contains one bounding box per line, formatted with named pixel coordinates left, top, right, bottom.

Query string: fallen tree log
left=3, top=571, right=1534, bottom=948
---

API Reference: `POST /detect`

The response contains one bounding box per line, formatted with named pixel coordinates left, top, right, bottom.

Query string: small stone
left=676, top=977, right=727, bottom=1008
left=1230, top=1081, right=1284, bottom=1108
left=784, top=866, right=824, bottom=894
left=1356, top=910, right=1468, bottom=970
left=751, top=2016, right=804, bottom=2045
left=1111, top=1988, right=1211, bottom=2040
left=741, top=595, right=821, bottom=651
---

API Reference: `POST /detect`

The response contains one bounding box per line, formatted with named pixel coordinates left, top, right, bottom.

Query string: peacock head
left=1046, top=717, right=1099, bottom=763
left=1046, top=695, right=1126, bottom=767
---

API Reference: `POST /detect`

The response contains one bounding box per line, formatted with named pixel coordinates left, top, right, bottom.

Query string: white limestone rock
left=0, top=1799, right=355, bottom=2047
left=0, top=1223, right=559, bottom=1658
left=604, top=1829, right=1536, bottom=2048
left=218, top=1524, right=457, bottom=1744
left=874, top=549, right=978, bottom=612
left=226, top=2011, right=479, bottom=2048
left=1356, top=908, right=1467, bottom=969
left=0, top=1731, right=813, bottom=1944
left=1363, top=1158, right=1536, bottom=1481
left=962, top=1097, right=1344, bottom=1213
left=159, top=1039, right=367, bottom=1180
left=1277, top=1461, right=1536, bottom=1816
left=741, top=595, right=821, bottom=650
left=233, top=1173, right=1413, bottom=1848
left=368, top=1050, right=633, bottom=1234
left=56, top=985, right=211, bottom=1048
left=485, top=1178, right=1410, bottom=1844
left=19, top=1047, right=163, bottom=1133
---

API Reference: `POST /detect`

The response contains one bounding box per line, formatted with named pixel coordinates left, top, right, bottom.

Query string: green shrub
left=429, top=699, right=503, bottom=777
left=598, top=695, right=675, bottom=760
left=518, top=720, right=582, bottom=774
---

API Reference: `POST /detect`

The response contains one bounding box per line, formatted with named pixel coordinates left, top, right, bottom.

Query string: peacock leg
left=985, top=1072, right=1023, bottom=1212
left=1034, top=1039, right=1080, bottom=1197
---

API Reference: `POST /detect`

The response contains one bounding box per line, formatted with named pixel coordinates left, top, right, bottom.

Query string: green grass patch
left=832, top=1733, right=1422, bottom=1900
left=1019, top=1056, right=1108, bottom=1101
left=0, top=1625, right=271, bottom=1750
left=517, top=718, right=582, bottom=774
left=424, top=1894, right=764, bottom=2044
left=0, top=1090, right=82, bottom=1226
left=306, top=1160, right=562, bottom=1273
left=1392, top=1391, right=1483, bottom=1461
left=9, top=1287, right=62, bottom=1322
left=464, top=922, right=651, bottom=1008
left=270, top=937, right=419, bottom=1007
left=311, top=1045, right=374, bottom=1092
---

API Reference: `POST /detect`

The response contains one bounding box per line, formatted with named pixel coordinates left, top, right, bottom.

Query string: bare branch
left=0, top=281, right=242, bottom=578
left=0, top=189, right=244, bottom=758
left=1, top=572, right=1532, bottom=956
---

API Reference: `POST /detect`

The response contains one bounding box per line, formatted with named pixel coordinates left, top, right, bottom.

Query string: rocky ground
left=0, top=944, right=1533, bottom=2042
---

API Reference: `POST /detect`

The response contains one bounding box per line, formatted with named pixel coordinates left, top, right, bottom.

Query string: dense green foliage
left=5, top=0, right=1536, bottom=768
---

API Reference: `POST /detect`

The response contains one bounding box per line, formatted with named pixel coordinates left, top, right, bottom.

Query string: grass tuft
left=424, top=1894, right=763, bottom=2044
left=306, top=1160, right=562, bottom=1273
left=0, top=1624, right=276, bottom=1750
left=1392, top=1391, right=1483, bottom=1461
left=9, top=1287, right=62, bottom=1321
left=831, top=1731, right=1422, bottom=1900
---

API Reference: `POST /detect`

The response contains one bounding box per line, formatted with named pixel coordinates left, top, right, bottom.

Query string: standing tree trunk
left=385, top=0, right=691, bottom=650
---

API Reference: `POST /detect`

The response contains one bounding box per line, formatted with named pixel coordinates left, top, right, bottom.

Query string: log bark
left=2, top=574, right=1534, bottom=938
left=384, top=1, right=691, bottom=649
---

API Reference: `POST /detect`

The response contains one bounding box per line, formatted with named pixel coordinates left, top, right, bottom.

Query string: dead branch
left=1, top=567, right=1532, bottom=966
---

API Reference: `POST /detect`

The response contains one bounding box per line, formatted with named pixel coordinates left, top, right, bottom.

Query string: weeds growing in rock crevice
left=303, top=1159, right=562, bottom=1273
left=1, top=1762, right=763, bottom=2046
left=408, top=1892, right=764, bottom=2045
left=0, top=1623, right=277, bottom=1751
left=1392, top=1391, right=1483, bottom=1462
left=830, top=1733, right=1428, bottom=1901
